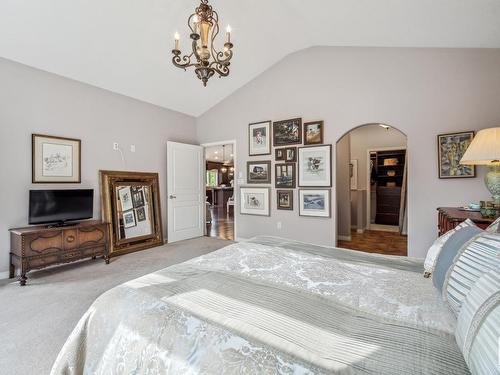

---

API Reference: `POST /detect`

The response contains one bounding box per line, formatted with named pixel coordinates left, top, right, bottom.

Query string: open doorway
left=336, top=124, right=408, bottom=255
left=203, top=141, right=235, bottom=240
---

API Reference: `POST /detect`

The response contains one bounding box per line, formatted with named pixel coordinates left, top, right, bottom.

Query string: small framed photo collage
left=243, top=118, right=330, bottom=217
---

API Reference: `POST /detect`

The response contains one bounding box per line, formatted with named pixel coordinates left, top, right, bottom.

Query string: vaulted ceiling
left=1, top=0, right=499, bottom=117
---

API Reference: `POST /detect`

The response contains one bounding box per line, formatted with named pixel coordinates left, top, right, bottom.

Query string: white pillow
left=423, top=219, right=477, bottom=277
left=486, top=216, right=500, bottom=233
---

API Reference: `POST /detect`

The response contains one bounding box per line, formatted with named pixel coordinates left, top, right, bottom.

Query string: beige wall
left=0, top=58, right=196, bottom=276
left=196, top=47, right=500, bottom=257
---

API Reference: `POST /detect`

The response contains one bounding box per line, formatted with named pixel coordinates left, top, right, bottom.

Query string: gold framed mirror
left=99, top=170, right=163, bottom=257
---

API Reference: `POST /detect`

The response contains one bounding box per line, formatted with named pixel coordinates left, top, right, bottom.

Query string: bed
left=51, top=236, right=470, bottom=374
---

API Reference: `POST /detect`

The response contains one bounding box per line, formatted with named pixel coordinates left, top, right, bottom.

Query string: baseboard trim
left=338, top=235, right=352, bottom=241
left=0, top=271, right=11, bottom=280
left=235, top=237, right=250, bottom=242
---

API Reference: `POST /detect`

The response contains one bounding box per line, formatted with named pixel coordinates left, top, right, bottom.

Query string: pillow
left=432, top=225, right=483, bottom=293
left=444, top=232, right=500, bottom=316
left=486, top=216, right=500, bottom=233
left=455, top=266, right=500, bottom=374
left=424, top=219, right=477, bottom=277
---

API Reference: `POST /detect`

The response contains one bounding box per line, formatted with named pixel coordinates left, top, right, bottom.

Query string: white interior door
left=167, top=141, right=204, bottom=243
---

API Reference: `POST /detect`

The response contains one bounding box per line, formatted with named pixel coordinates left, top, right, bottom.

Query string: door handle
left=169, top=194, right=177, bottom=199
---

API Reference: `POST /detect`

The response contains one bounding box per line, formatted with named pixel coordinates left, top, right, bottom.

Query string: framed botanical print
left=277, top=190, right=293, bottom=210
left=275, top=163, right=296, bottom=188
left=273, top=118, right=302, bottom=146
left=275, top=148, right=285, bottom=161
left=249, top=121, right=271, bottom=156
left=437, top=131, right=476, bottom=178
left=240, top=187, right=270, bottom=216
left=299, top=189, right=330, bottom=217
left=247, top=160, right=271, bottom=184
left=285, top=147, right=297, bottom=162
left=32, top=134, right=81, bottom=183
left=304, top=121, right=324, bottom=145
left=298, top=145, right=332, bottom=187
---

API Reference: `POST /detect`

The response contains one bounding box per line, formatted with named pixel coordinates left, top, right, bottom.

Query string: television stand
left=9, top=220, right=109, bottom=286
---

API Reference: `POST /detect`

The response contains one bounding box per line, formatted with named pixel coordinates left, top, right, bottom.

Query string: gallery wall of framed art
left=244, top=117, right=332, bottom=218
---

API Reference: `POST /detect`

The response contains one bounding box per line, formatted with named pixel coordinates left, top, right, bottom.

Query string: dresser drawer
left=25, top=232, right=63, bottom=256
left=63, top=229, right=79, bottom=250
left=27, top=254, right=60, bottom=269
left=78, top=226, right=107, bottom=247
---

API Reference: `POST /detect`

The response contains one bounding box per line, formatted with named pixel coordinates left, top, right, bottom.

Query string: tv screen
left=29, top=189, right=94, bottom=225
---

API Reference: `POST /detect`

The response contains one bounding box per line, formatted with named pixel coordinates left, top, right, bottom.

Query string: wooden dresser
left=9, top=220, right=109, bottom=286
left=437, top=207, right=495, bottom=236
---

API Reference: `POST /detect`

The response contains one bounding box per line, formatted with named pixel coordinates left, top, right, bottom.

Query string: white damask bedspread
left=51, top=236, right=468, bottom=375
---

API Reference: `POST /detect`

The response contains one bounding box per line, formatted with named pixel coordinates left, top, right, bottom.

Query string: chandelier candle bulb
left=226, top=25, right=231, bottom=43
left=174, top=32, right=180, bottom=50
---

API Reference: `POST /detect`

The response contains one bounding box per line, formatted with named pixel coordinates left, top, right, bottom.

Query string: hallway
left=338, top=230, right=407, bottom=256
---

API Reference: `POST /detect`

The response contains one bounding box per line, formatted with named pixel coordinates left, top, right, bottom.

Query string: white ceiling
left=205, top=144, right=234, bottom=163
left=1, top=0, right=499, bottom=117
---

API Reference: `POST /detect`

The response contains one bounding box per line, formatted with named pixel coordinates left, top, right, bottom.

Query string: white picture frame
left=299, top=189, right=330, bottom=217
left=240, top=187, right=270, bottom=216
left=298, top=145, right=332, bottom=187
left=248, top=121, right=271, bottom=156
left=118, top=186, right=134, bottom=211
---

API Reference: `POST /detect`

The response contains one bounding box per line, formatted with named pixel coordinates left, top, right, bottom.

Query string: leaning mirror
left=100, top=171, right=163, bottom=257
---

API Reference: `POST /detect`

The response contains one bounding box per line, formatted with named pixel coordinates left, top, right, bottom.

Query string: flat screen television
left=29, top=189, right=94, bottom=226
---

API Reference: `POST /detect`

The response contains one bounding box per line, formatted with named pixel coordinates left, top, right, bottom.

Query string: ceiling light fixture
left=172, top=0, right=234, bottom=86
left=379, top=124, right=390, bottom=130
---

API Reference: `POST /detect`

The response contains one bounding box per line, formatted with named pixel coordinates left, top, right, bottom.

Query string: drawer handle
left=66, top=235, right=76, bottom=243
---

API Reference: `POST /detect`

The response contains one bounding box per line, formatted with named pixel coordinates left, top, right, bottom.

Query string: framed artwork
left=277, top=190, right=293, bottom=210
left=437, top=131, right=476, bottom=178
left=249, top=121, right=271, bottom=156
left=118, top=186, right=134, bottom=211
left=136, top=206, right=147, bottom=222
left=304, top=121, right=324, bottom=145
left=350, top=159, right=358, bottom=190
left=32, top=134, right=81, bottom=183
left=285, top=147, right=297, bottom=162
left=298, top=145, right=332, bottom=187
left=240, top=187, right=270, bottom=216
left=275, top=148, right=285, bottom=161
left=123, top=210, right=136, bottom=228
left=299, top=189, right=331, bottom=217
left=247, top=161, right=272, bottom=184
left=131, top=187, right=145, bottom=208
left=273, top=118, right=302, bottom=146
left=275, top=163, right=296, bottom=188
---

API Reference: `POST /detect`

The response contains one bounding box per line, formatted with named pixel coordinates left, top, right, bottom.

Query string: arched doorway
left=336, top=123, right=408, bottom=255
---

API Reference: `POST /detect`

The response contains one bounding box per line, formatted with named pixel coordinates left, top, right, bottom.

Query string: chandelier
left=171, top=0, right=234, bottom=86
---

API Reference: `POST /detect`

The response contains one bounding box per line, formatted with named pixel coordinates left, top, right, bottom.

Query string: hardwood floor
left=338, top=229, right=407, bottom=256
left=206, top=206, right=234, bottom=240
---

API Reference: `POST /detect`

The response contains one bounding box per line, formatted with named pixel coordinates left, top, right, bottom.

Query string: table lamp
left=460, top=127, right=500, bottom=204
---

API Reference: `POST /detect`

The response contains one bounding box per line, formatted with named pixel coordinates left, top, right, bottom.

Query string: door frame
left=201, top=139, right=238, bottom=240
left=366, top=146, right=407, bottom=231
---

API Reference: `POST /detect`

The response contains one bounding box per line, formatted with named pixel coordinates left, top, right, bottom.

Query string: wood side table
left=437, top=207, right=495, bottom=236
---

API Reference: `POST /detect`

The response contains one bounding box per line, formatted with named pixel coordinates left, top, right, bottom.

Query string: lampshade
left=460, top=127, right=500, bottom=165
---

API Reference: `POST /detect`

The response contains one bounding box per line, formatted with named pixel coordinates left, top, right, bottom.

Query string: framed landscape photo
left=277, top=190, right=293, bottom=210
left=299, top=189, right=330, bottom=217
left=275, top=148, right=285, bottom=161
left=275, top=163, right=296, bottom=188
left=247, top=160, right=271, bottom=184
left=437, top=131, right=476, bottom=179
left=285, top=147, right=297, bottom=162
left=249, top=121, right=271, bottom=156
left=298, top=145, right=332, bottom=187
left=240, top=187, right=270, bottom=216
left=304, top=121, right=324, bottom=145
left=273, top=118, right=302, bottom=146
left=32, top=134, right=81, bottom=183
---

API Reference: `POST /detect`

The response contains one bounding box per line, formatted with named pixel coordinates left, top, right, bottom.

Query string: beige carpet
left=0, top=237, right=231, bottom=375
